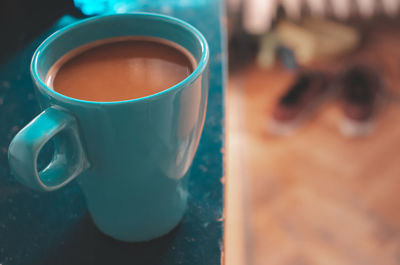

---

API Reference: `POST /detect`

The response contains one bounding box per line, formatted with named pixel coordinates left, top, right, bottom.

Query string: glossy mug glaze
left=8, top=13, right=209, bottom=242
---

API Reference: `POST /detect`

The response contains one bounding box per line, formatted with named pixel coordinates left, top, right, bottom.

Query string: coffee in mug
left=46, top=37, right=197, bottom=102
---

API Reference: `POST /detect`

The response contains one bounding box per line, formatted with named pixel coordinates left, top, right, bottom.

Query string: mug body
left=30, top=13, right=209, bottom=241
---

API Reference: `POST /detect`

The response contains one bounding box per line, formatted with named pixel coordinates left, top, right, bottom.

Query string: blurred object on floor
left=267, top=63, right=387, bottom=137
left=256, top=32, right=279, bottom=68
left=276, top=46, right=297, bottom=70
left=268, top=71, right=330, bottom=136
left=274, top=18, right=361, bottom=65
left=300, top=17, right=361, bottom=59
left=226, top=0, right=400, bottom=34
left=338, top=64, right=383, bottom=137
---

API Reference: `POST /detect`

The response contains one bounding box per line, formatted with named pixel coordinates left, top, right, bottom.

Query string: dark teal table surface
left=0, top=2, right=226, bottom=264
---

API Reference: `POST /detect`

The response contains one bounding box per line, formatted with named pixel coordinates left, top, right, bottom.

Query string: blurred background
left=225, top=1, right=400, bottom=265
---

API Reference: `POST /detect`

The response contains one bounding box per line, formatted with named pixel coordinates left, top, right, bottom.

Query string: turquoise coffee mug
left=8, top=13, right=209, bottom=242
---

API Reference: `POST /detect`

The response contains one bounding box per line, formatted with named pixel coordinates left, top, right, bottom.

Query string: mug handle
left=8, top=106, right=89, bottom=191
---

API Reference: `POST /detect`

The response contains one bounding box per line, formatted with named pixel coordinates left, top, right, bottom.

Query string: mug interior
left=32, top=13, right=208, bottom=103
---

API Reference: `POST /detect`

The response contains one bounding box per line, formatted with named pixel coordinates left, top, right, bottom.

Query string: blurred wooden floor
left=226, top=20, right=400, bottom=265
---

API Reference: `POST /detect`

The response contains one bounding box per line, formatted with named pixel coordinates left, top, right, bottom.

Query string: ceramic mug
left=8, top=13, right=209, bottom=242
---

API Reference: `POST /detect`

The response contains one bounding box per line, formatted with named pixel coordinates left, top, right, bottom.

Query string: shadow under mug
left=8, top=13, right=209, bottom=242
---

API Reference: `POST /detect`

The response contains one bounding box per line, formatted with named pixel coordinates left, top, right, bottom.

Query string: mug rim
left=30, top=12, right=209, bottom=105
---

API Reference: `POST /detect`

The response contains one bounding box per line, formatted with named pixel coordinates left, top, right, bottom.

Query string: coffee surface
left=46, top=37, right=195, bottom=101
